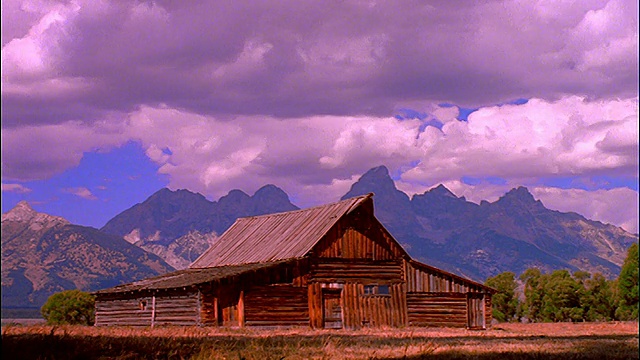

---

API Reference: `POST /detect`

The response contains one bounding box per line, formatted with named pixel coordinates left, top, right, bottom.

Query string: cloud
left=123, top=106, right=420, bottom=203
left=63, top=187, right=98, bottom=201
left=402, top=96, right=638, bottom=185
left=1, top=120, right=126, bottom=181
left=1, top=183, right=32, bottom=193
left=1, top=1, right=637, bottom=127
left=531, top=187, right=639, bottom=234
left=2, top=96, right=637, bottom=207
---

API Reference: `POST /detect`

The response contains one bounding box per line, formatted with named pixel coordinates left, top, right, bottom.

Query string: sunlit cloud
left=63, top=187, right=98, bottom=201
left=1, top=183, right=32, bottom=194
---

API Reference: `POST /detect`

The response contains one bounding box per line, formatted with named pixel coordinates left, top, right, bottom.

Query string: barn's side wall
left=243, top=284, right=309, bottom=327
left=404, top=261, right=493, bottom=329
left=95, top=290, right=200, bottom=327
left=406, top=292, right=467, bottom=327
left=485, top=294, right=493, bottom=327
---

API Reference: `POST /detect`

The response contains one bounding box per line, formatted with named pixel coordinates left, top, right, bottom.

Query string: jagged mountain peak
left=426, top=184, right=458, bottom=199
left=253, top=184, right=294, bottom=204
left=365, top=165, right=391, bottom=177
left=255, top=184, right=286, bottom=196
left=149, top=188, right=208, bottom=203
left=2, top=201, right=35, bottom=220
left=495, top=186, right=541, bottom=206
left=342, top=165, right=400, bottom=200
left=1, top=201, right=69, bottom=225
left=219, top=189, right=251, bottom=202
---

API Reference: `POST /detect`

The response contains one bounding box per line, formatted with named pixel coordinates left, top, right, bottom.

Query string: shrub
left=41, top=290, right=95, bottom=325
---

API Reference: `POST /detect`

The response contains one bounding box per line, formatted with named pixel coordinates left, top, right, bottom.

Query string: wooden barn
left=94, top=194, right=495, bottom=329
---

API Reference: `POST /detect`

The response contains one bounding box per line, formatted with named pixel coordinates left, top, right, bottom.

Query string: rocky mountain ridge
left=102, top=185, right=298, bottom=243
left=1, top=202, right=174, bottom=309
left=343, top=166, right=637, bottom=280
left=100, top=184, right=299, bottom=269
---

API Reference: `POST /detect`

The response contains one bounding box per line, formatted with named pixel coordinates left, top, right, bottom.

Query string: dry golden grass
left=2, top=321, right=638, bottom=359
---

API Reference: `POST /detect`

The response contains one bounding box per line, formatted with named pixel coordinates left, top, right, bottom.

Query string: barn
left=94, top=193, right=495, bottom=329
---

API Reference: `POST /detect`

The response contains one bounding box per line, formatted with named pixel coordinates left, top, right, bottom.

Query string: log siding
left=244, top=284, right=309, bottom=327
left=407, top=292, right=468, bottom=328
left=95, top=290, right=200, bottom=327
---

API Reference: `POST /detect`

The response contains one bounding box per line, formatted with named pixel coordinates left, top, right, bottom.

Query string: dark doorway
left=322, top=288, right=343, bottom=329
left=467, top=293, right=485, bottom=329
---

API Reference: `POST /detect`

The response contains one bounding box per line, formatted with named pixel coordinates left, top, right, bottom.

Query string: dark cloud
left=2, top=0, right=636, bottom=127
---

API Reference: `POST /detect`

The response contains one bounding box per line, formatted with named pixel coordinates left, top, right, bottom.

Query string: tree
left=616, top=242, right=639, bottom=320
left=582, top=273, right=617, bottom=321
left=485, top=271, right=520, bottom=322
left=41, top=290, right=95, bottom=325
left=538, top=270, right=584, bottom=322
left=520, top=268, right=543, bottom=322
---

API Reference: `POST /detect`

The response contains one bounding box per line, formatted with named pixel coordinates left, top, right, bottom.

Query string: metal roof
left=190, top=194, right=373, bottom=268
left=94, top=261, right=292, bottom=294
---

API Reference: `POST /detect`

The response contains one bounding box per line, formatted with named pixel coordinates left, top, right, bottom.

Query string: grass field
left=2, top=322, right=638, bottom=359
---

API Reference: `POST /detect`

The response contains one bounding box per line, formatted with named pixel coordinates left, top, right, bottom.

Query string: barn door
left=467, top=293, right=486, bottom=329
left=322, top=288, right=343, bottom=329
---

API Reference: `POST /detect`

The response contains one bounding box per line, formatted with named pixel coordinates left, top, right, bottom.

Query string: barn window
left=139, top=300, right=147, bottom=310
left=363, top=285, right=390, bottom=296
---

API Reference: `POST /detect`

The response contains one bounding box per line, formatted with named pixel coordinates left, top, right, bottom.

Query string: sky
left=1, top=0, right=638, bottom=234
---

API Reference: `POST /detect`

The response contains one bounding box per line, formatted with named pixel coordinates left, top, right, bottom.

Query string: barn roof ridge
left=189, top=193, right=375, bottom=268
left=238, top=192, right=373, bottom=221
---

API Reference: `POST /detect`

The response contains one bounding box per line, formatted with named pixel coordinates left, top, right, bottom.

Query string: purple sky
left=2, top=0, right=638, bottom=233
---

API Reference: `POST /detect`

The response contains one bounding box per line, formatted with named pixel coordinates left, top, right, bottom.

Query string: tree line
left=485, top=242, right=638, bottom=323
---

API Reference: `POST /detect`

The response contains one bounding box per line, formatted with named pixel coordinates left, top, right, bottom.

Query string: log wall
left=406, top=292, right=468, bottom=328
left=404, top=261, right=483, bottom=293
left=310, top=259, right=403, bottom=283
left=244, top=284, right=309, bottom=327
left=308, top=282, right=323, bottom=328
left=345, top=282, right=407, bottom=328
left=313, top=208, right=405, bottom=260
left=199, top=287, right=218, bottom=326
left=95, top=291, right=200, bottom=327
left=95, top=296, right=154, bottom=327
left=485, top=295, right=492, bottom=328
left=153, top=293, right=200, bottom=326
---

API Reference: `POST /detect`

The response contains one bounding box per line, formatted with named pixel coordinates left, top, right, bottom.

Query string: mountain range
left=342, top=166, right=637, bottom=280
left=1, top=202, right=174, bottom=309
left=2, top=166, right=637, bottom=310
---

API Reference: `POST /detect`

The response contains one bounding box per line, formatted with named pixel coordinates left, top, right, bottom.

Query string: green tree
left=582, top=273, right=617, bottom=321
left=41, top=290, right=95, bottom=325
left=520, top=268, right=543, bottom=322
left=539, top=270, right=584, bottom=322
left=616, top=242, right=639, bottom=320
left=485, top=271, right=521, bottom=322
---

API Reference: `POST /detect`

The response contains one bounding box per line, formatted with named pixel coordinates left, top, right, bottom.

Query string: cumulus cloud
left=63, top=186, right=98, bottom=200
left=532, top=187, right=639, bottom=234
left=122, top=106, right=423, bottom=203
left=2, top=0, right=637, bottom=127
left=402, top=96, right=638, bottom=185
